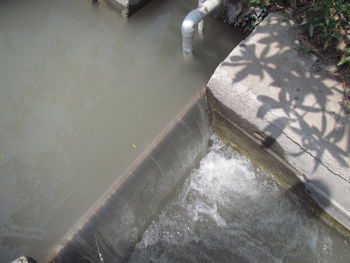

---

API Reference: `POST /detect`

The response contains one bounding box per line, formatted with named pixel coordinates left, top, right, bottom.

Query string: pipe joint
left=181, top=0, right=222, bottom=54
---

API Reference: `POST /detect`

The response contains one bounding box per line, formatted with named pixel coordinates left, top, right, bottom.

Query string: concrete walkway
left=207, top=13, right=350, bottom=231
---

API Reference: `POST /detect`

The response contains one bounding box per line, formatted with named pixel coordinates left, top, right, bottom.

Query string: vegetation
left=247, top=0, right=350, bottom=67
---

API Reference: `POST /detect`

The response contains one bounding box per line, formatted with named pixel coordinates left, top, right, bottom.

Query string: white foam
left=129, top=135, right=349, bottom=262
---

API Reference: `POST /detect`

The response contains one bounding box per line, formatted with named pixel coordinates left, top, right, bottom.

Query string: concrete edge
left=102, top=0, right=153, bottom=18
left=206, top=88, right=350, bottom=238
left=45, top=89, right=209, bottom=262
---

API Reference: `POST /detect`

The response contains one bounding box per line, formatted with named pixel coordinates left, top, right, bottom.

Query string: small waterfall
left=128, top=135, right=350, bottom=263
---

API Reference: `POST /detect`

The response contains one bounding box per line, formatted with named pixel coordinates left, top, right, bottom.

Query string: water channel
left=128, top=135, right=350, bottom=263
left=0, top=0, right=243, bottom=261
left=1, top=0, right=350, bottom=262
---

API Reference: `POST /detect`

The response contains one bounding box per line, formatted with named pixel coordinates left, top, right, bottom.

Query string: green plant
left=306, top=0, right=350, bottom=64
left=242, top=0, right=288, bottom=33
left=248, top=0, right=350, bottom=66
left=248, top=0, right=287, bottom=7
left=295, top=45, right=312, bottom=53
left=337, top=48, right=350, bottom=66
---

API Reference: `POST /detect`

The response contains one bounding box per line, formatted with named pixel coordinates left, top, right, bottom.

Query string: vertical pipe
left=198, top=0, right=206, bottom=36
left=181, top=0, right=222, bottom=54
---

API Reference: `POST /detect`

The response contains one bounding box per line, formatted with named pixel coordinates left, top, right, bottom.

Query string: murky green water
left=0, top=0, right=243, bottom=261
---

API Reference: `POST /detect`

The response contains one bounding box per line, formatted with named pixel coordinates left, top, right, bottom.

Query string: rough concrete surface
left=207, top=13, right=350, bottom=231
left=103, top=0, right=153, bottom=18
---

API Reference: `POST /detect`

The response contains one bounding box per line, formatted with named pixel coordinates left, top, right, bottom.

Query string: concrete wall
left=47, top=91, right=210, bottom=262
left=103, top=0, right=154, bottom=18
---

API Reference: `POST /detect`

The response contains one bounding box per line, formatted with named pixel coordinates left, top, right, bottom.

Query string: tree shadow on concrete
left=220, top=14, right=349, bottom=178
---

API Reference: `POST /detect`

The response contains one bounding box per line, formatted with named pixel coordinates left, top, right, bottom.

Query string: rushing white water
left=129, top=135, right=350, bottom=263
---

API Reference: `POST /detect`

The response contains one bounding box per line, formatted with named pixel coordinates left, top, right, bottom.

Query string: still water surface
left=0, top=0, right=243, bottom=261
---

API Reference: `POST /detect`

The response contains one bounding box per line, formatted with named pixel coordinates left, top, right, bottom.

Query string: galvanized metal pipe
left=181, top=0, right=222, bottom=54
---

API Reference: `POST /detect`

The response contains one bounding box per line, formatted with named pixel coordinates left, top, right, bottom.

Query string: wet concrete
left=129, top=135, right=350, bottom=263
left=49, top=92, right=210, bottom=263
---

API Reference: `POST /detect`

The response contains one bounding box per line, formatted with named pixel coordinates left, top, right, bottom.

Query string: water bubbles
left=129, top=135, right=350, bottom=262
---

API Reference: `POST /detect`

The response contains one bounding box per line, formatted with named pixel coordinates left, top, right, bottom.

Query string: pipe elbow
left=181, top=11, right=200, bottom=38
left=181, top=0, right=222, bottom=54
left=181, top=19, right=195, bottom=37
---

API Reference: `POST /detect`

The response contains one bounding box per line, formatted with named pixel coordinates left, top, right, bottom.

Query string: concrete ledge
left=207, top=12, right=350, bottom=233
left=103, top=0, right=154, bottom=18
left=47, top=91, right=210, bottom=262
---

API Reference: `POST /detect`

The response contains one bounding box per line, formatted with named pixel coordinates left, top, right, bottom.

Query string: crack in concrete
left=274, top=123, right=350, bottom=184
